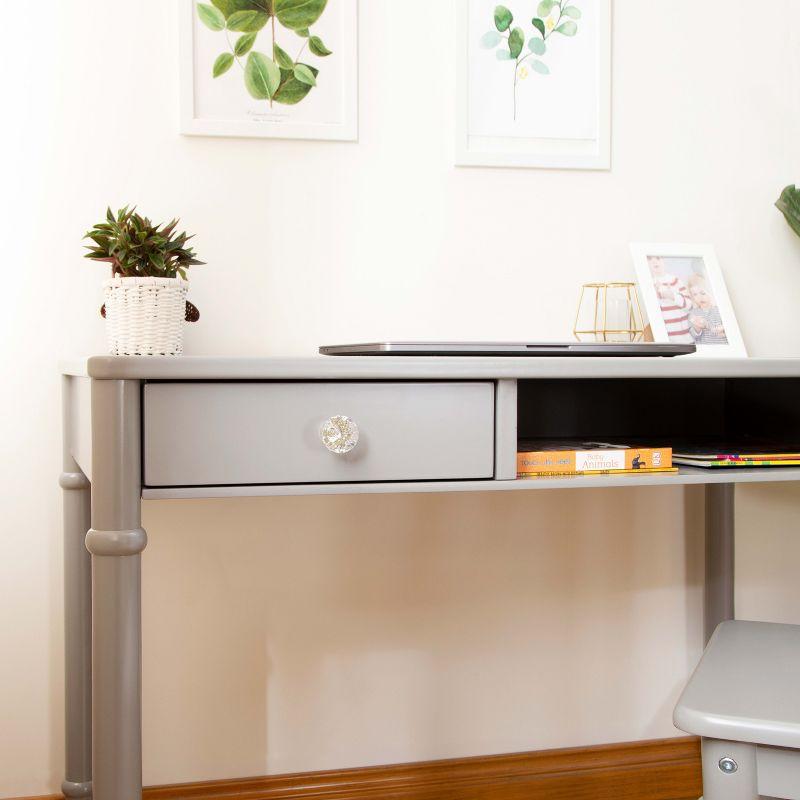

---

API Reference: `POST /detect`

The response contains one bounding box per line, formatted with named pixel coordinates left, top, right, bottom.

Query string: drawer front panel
left=143, top=382, right=495, bottom=486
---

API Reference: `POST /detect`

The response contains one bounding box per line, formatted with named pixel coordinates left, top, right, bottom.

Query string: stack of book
left=672, top=440, right=800, bottom=468
left=517, top=440, right=677, bottom=478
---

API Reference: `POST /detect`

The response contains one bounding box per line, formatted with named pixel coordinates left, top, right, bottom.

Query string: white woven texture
left=103, top=277, right=188, bottom=356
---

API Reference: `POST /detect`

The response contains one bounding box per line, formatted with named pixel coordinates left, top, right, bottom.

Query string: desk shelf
left=141, top=465, right=800, bottom=500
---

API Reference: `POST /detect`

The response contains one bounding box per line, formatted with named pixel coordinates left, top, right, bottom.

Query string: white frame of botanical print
left=180, top=0, right=358, bottom=141
left=631, top=242, right=747, bottom=358
left=455, top=0, right=611, bottom=170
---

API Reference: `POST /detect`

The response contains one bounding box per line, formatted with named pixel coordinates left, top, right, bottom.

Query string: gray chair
left=674, top=620, right=800, bottom=800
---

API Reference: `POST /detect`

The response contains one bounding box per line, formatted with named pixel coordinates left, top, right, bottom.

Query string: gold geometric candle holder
left=573, top=282, right=646, bottom=342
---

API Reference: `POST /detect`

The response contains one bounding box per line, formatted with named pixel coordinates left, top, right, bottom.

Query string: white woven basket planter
left=103, top=277, right=189, bottom=356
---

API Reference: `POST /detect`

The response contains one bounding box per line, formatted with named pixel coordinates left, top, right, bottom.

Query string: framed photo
left=180, top=0, right=358, bottom=141
left=630, top=243, right=747, bottom=358
left=456, top=0, right=611, bottom=170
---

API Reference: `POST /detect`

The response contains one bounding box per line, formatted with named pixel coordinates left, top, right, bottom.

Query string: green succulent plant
left=83, top=206, right=204, bottom=280
left=776, top=185, right=800, bottom=240
left=196, top=0, right=332, bottom=109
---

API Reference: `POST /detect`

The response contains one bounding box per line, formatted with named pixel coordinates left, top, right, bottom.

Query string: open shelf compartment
left=515, top=376, right=800, bottom=482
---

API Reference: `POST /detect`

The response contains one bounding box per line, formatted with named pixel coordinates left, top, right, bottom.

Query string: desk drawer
left=143, top=382, right=495, bottom=486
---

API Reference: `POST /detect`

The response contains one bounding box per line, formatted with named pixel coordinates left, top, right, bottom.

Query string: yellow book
left=517, top=467, right=679, bottom=478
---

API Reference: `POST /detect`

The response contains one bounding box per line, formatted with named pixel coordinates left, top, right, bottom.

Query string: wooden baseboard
left=8, top=736, right=702, bottom=800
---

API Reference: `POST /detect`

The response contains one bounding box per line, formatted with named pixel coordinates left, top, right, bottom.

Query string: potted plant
left=776, top=185, right=800, bottom=239
left=84, top=206, right=203, bottom=356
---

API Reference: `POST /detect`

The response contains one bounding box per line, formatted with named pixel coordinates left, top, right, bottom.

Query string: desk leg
left=86, top=379, right=146, bottom=800
left=60, top=463, right=92, bottom=799
left=705, top=483, right=735, bottom=643
left=700, top=738, right=758, bottom=799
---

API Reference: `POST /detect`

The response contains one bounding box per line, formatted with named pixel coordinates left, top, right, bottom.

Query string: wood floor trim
left=6, top=736, right=702, bottom=800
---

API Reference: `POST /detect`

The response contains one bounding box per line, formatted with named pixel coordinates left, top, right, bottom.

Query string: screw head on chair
left=718, top=756, right=738, bottom=774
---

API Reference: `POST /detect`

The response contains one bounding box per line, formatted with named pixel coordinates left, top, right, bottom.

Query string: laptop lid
left=319, top=342, right=696, bottom=357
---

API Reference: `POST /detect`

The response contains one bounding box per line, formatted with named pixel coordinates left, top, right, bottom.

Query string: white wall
left=2, top=0, right=800, bottom=795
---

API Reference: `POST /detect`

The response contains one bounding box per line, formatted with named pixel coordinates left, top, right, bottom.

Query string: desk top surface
left=64, top=355, right=800, bottom=381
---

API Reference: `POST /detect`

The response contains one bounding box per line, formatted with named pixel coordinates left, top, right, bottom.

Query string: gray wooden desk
left=60, top=355, right=800, bottom=800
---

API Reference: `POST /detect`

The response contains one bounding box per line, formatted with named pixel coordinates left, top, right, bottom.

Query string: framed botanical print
left=456, top=0, right=611, bottom=169
left=180, top=0, right=358, bottom=141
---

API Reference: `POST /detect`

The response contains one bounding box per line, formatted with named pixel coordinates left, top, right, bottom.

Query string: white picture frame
left=455, top=0, right=611, bottom=170
left=631, top=243, right=747, bottom=358
left=180, top=0, right=358, bottom=141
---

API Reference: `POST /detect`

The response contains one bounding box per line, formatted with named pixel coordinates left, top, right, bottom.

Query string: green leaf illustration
left=211, top=0, right=266, bottom=18
left=555, top=20, right=578, bottom=35
left=308, top=35, right=332, bottom=56
left=531, top=59, right=550, bottom=74
left=528, top=37, right=546, bottom=55
left=563, top=6, right=582, bottom=19
left=213, top=52, right=235, bottom=76
left=295, top=27, right=310, bottom=36
left=273, top=64, right=318, bottom=104
left=273, top=42, right=295, bottom=69
left=537, top=0, right=555, bottom=16
left=496, top=49, right=512, bottom=60
left=531, top=17, right=546, bottom=37
left=234, top=32, right=257, bottom=55
left=293, top=63, right=317, bottom=86
left=508, top=26, right=524, bottom=58
left=494, top=5, right=513, bottom=32
left=197, top=3, right=226, bottom=31
left=481, top=30, right=502, bottom=48
left=777, top=185, right=800, bottom=239
left=274, top=0, right=328, bottom=31
left=227, top=9, right=269, bottom=31
left=244, top=51, right=281, bottom=99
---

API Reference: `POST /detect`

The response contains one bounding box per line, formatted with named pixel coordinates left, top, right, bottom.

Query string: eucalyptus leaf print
left=482, top=1, right=581, bottom=120
left=196, top=0, right=332, bottom=109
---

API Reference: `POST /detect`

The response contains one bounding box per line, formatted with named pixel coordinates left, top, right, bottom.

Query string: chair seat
left=674, top=620, right=800, bottom=748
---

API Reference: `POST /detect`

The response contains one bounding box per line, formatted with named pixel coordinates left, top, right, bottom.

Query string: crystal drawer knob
left=320, top=415, right=359, bottom=454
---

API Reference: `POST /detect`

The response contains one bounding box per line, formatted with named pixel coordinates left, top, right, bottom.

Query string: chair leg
left=701, top=738, right=758, bottom=800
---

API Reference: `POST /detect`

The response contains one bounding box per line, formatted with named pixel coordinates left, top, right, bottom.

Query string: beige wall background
left=2, top=0, right=800, bottom=795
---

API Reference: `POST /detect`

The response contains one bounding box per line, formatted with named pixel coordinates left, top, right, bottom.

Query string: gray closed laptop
left=319, top=342, right=696, bottom=357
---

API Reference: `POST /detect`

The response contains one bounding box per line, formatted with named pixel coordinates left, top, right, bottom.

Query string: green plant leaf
left=508, top=26, right=524, bottom=58
left=308, top=34, right=332, bottom=56
left=227, top=9, right=269, bottom=30
left=494, top=5, right=513, bottom=31
left=295, top=27, right=310, bottom=36
left=537, top=0, right=555, bottom=16
left=213, top=52, right=235, bottom=76
left=273, top=42, right=295, bottom=69
left=234, top=32, right=257, bottom=55
left=245, top=51, right=281, bottom=99
left=293, top=63, right=316, bottom=85
left=777, top=185, right=800, bottom=239
left=274, top=0, right=327, bottom=31
left=211, top=0, right=267, bottom=18
left=273, top=64, right=318, bottom=104
left=563, top=6, right=582, bottom=18
left=528, top=37, right=546, bottom=55
left=481, top=30, right=502, bottom=48
left=531, top=17, right=546, bottom=37
left=531, top=59, right=550, bottom=74
left=197, top=2, right=226, bottom=30
left=496, top=48, right=512, bottom=61
left=555, top=20, right=578, bottom=35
